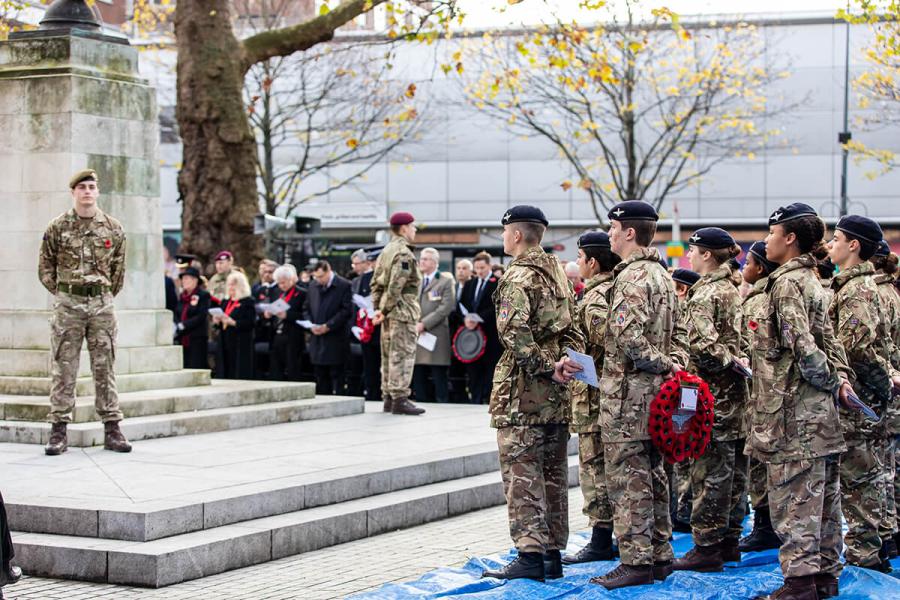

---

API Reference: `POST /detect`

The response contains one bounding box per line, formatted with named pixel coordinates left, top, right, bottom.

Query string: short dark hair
left=313, top=260, right=331, bottom=273
left=512, top=222, right=546, bottom=245
left=473, top=251, right=492, bottom=265
left=583, top=247, right=621, bottom=273
left=619, top=219, right=656, bottom=247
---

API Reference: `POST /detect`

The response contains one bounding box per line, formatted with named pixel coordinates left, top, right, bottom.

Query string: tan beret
left=69, top=169, right=98, bottom=189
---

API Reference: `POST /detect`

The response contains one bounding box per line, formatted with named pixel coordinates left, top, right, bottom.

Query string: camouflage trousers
left=896, top=438, right=900, bottom=532
left=380, top=318, right=416, bottom=401
left=49, top=291, right=122, bottom=424
left=748, top=455, right=770, bottom=510
left=690, top=439, right=748, bottom=546
left=840, top=438, right=884, bottom=566
left=604, top=440, right=674, bottom=566
left=879, top=436, right=897, bottom=537
left=497, top=424, right=569, bottom=553
left=768, top=456, right=842, bottom=579
left=674, top=459, right=693, bottom=524
left=577, top=432, right=613, bottom=528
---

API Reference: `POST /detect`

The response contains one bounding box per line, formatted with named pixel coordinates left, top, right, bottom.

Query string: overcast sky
left=454, top=0, right=850, bottom=28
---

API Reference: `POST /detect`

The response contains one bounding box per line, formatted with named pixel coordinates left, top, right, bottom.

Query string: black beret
left=688, top=227, right=736, bottom=250
left=672, top=269, right=701, bottom=287
left=577, top=231, right=611, bottom=250
left=608, top=200, right=658, bottom=222
left=179, top=266, right=201, bottom=279
left=836, top=215, right=883, bottom=245
left=748, top=241, right=778, bottom=273
left=175, top=253, right=196, bottom=266
left=768, top=203, right=817, bottom=226
left=501, top=205, right=549, bottom=227
left=875, top=239, right=891, bottom=257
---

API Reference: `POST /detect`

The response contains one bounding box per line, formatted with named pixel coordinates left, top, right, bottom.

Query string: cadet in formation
left=673, top=227, right=749, bottom=572
left=371, top=212, right=426, bottom=415
left=38, top=169, right=132, bottom=455
left=562, top=231, right=621, bottom=564
left=481, top=206, right=584, bottom=582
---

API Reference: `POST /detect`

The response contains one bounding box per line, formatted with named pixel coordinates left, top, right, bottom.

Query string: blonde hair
left=226, top=271, right=252, bottom=299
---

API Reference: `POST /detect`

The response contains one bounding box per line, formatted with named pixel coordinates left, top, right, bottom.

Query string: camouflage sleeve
left=686, top=296, right=733, bottom=373
left=774, top=281, right=841, bottom=393
left=495, top=281, right=556, bottom=378
left=670, top=305, right=691, bottom=370
left=110, top=229, right=126, bottom=296
left=582, top=302, right=608, bottom=349
left=563, top=310, right=586, bottom=355
left=835, top=294, right=892, bottom=399
left=38, top=224, right=58, bottom=294
left=380, top=252, right=413, bottom=317
left=370, top=258, right=385, bottom=310
left=609, top=281, right=673, bottom=375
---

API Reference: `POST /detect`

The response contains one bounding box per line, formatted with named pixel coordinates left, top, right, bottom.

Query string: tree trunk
left=175, top=0, right=261, bottom=272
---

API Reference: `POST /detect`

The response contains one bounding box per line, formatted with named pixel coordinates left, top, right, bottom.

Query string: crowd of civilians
left=163, top=247, right=527, bottom=404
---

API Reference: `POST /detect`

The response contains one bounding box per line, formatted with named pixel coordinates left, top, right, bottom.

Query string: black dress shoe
left=0, top=564, right=21, bottom=586
left=482, top=551, right=545, bottom=582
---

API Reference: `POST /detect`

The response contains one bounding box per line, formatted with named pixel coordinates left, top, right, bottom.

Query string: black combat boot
left=672, top=518, right=692, bottom=533
left=739, top=506, right=782, bottom=552
left=44, top=422, right=68, bottom=455
left=722, top=538, right=742, bottom=563
left=672, top=543, right=724, bottom=572
left=543, top=550, right=563, bottom=579
left=562, top=526, right=615, bottom=564
left=876, top=539, right=893, bottom=573
left=382, top=395, right=393, bottom=413
left=482, top=551, right=544, bottom=582
left=392, top=397, right=425, bottom=415
left=752, top=575, right=818, bottom=600
left=589, top=563, right=654, bottom=589
left=883, top=536, right=898, bottom=559
left=814, top=573, right=839, bottom=598
left=103, top=421, right=132, bottom=453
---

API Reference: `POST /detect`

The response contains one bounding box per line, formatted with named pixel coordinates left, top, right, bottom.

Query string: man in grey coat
left=413, top=248, right=456, bottom=403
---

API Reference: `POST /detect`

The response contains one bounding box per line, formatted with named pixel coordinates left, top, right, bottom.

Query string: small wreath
left=649, top=371, right=716, bottom=464
left=355, top=308, right=375, bottom=343
left=452, top=325, right=487, bottom=363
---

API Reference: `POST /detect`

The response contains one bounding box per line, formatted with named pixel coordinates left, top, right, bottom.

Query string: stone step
left=0, top=394, right=364, bottom=446
left=11, top=456, right=580, bottom=587
left=0, top=379, right=316, bottom=422
left=0, top=344, right=184, bottom=377
left=0, top=367, right=209, bottom=396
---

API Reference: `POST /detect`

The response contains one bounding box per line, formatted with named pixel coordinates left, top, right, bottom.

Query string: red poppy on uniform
left=748, top=320, right=758, bottom=331
left=104, top=239, right=112, bottom=248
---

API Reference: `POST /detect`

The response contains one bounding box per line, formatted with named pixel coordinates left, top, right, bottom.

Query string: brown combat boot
left=723, top=538, right=742, bottom=563
left=753, top=575, right=818, bottom=600
left=103, top=421, right=132, bottom=453
left=653, top=560, right=673, bottom=581
left=392, top=397, right=425, bottom=415
left=814, top=573, right=838, bottom=598
left=44, top=422, right=68, bottom=455
left=382, top=396, right=393, bottom=413
left=590, top=563, right=654, bottom=589
left=672, top=543, right=724, bottom=572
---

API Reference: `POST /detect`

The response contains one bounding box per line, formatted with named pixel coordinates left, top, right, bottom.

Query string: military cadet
left=672, top=228, right=749, bottom=572
left=748, top=203, right=851, bottom=600
left=38, top=169, right=132, bottom=455
left=562, top=231, right=621, bottom=565
left=481, top=206, right=584, bottom=582
left=370, top=212, right=426, bottom=416
left=588, top=201, right=681, bottom=590
left=207, top=250, right=234, bottom=302
left=828, top=216, right=897, bottom=574
left=737, top=241, right=782, bottom=554
left=871, top=240, right=900, bottom=555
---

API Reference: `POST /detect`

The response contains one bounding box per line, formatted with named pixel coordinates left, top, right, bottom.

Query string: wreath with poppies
left=355, top=309, right=375, bottom=343
left=649, top=371, right=716, bottom=463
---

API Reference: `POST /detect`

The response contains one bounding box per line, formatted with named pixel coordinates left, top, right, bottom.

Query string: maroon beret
left=215, top=250, right=233, bottom=261
left=389, top=211, right=415, bottom=226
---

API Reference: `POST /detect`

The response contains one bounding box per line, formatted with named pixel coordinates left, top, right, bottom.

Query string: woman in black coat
left=268, top=265, right=307, bottom=381
left=213, top=272, right=256, bottom=380
left=175, top=267, right=210, bottom=369
left=0, top=490, right=21, bottom=598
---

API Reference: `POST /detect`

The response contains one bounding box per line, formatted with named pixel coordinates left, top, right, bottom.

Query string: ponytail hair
left=871, top=252, right=899, bottom=276
left=781, top=215, right=827, bottom=257
left=709, top=243, right=743, bottom=265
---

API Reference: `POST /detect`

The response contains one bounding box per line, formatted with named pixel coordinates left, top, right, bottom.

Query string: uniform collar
left=745, top=276, right=768, bottom=301
left=583, top=271, right=614, bottom=293
left=832, top=260, right=875, bottom=291
left=614, top=246, right=662, bottom=276
left=67, top=208, right=104, bottom=223
left=768, top=253, right=817, bottom=283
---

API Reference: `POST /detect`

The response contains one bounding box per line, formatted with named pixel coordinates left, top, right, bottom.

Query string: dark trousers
left=0, top=490, right=13, bottom=566
left=466, top=355, right=497, bottom=404
left=270, top=334, right=302, bottom=381
left=181, top=338, right=208, bottom=370
left=412, top=365, right=449, bottom=403
left=314, top=364, right=345, bottom=395
left=360, top=341, right=382, bottom=402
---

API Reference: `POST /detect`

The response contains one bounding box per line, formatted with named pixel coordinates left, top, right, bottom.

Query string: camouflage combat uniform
left=874, top=272, right=900, bottom=539
left=491, top=245, right=583, bottom=553
left=207, top=270, right=231, bottom=302
left=371, top=234, right=421, bottom=403
left=600, top=247, right=679, bottom=567
left=38, top=208, right=127, bottom=423
left=830, top=261, right=894, bottom=567
left=747, top=254, right=848, bottom=580
left=681, top=263, right=749, bottom=548
left=570, top=272, right=615, bottom=529
left=741, top=276, right=770, bottom=512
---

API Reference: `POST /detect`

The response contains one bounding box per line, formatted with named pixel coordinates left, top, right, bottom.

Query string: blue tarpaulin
left=350, top=519, right=900, bottom=599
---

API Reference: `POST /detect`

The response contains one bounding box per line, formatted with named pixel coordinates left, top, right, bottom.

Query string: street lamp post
left=839, top=4, right=852, bottom=217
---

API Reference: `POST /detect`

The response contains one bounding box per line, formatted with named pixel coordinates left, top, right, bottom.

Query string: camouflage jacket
left=746, top=254, right=847, bottom=463
left=740, top=276, right=769, bottom=436
left=569, top=272, right=615, bottom=433
left=207, top=270, right=232, bottom=303
left=489, top=245, right=584, bottom=428
left=681, top=263, right=748, bottom=441
left=38, top=208, right=126, bottom=296
left=599, top=247, right=678, bottom=443
left=371, top=234, right=421, bottom=323
left=874, top=273, right=900, bottom=433
left=830, top=261, right=893, bottom=439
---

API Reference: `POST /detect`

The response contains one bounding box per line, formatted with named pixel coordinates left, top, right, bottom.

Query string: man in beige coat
left=413, top=248, right=456, bottom=403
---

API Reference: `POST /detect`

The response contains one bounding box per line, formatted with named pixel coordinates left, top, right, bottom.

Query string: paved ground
left=3, top=488, right=588, bottom=599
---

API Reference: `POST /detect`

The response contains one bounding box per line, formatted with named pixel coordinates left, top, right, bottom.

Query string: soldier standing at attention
left=480, top=206, right=584, bottom=582
left=371, top=212, right=426, bottom=416
left=589, top=201, right=682, bottom=590
left=562, top=231, right=621, bottom=565
left=748, top=204, right=851, bottom=600
left=38, top=169, right=132, bottom=455
left=827, top=215, right=897, bottom=574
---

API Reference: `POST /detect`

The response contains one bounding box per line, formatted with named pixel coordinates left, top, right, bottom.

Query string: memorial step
left=0, top=368, right=210, bottom=396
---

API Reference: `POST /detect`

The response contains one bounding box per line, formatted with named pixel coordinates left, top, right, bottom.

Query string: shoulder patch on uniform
left=401, top=261, right=410, bottom=270
left=591, top=314, right=603, bottom=327
left=614, top=306, right=627, bottom=326
left=498, top=298, right=511, bottom=322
